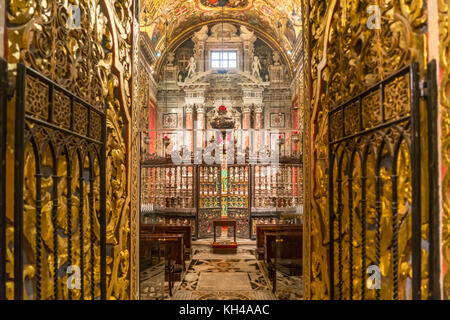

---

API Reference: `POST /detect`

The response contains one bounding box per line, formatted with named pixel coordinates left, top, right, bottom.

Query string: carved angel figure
left=251, top=56, right=261, bottom=80
left=186, top=57, right=196, bottom=78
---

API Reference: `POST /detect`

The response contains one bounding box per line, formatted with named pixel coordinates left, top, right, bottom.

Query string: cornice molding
left=139, top=31, right=157, bottom=65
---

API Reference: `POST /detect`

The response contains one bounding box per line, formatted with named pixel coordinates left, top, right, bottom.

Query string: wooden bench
left=141, top=224, right=192, bottom=260
left=255, top=224, right=303, bottom=260
left=263, top=231, right=303, bottom=293
left=140, top=233, right=185, bottom=283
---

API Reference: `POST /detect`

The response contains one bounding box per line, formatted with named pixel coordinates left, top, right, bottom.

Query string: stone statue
left=251, top=56, right=261, bottom=80
left=186, top=56, right=196, bottom=78
left=167, top=52, right=175, bottom=65
left=272, top=51, right=281, bottom=66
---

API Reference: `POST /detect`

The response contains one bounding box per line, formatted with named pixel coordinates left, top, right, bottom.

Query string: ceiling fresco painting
left=197, top=0, right=254, bottom=10
left=140, top=0, right=302, bottom=56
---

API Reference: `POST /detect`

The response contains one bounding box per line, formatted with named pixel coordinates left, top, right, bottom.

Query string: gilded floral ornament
left=304, top=0, right=427, bottom=300
left=438, top=0, right=450, bottom=300
left=5, top=0, right=135, bottom=300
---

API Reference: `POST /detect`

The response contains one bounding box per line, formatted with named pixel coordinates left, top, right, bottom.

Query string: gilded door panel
left=5, top=0, right=135, bottom=300
left=303, top=0, right=428, bottom=300
left=327, top=65, right=424, bottom=300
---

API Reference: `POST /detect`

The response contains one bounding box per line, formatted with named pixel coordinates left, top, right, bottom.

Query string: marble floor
left=139, top=239, right=303, bottom=300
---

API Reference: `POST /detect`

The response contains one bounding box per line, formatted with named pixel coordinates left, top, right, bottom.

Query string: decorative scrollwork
left=53, top=90, right=71, bottom=129
left=25, top=76, right=49, bottom=120
left=305, top=0, right=426, bottom=300
left=6, top=0, right=135, bottom=300
left=384, top=75, right=410, bottom=121
left=438, top=0, right=450, bottom=300
left=362, top=91, right=382, bottom=130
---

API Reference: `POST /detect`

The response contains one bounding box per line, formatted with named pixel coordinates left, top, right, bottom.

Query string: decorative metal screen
left=198, top=164, right=221, bottom=238
left=252, top=164, right=302, bottom=209
left=0, top=58, right=7, bottom=300
left=225, top=165, right=250, bottom=238
left=141, top=161, right=303, bottom=239
left=140, top=162, right=197, bottom=237
left=328, top=64, right=428, bottom=300
left=10, top=64, right=107, bottom=300
left=143, top=164, right=196, bottom=208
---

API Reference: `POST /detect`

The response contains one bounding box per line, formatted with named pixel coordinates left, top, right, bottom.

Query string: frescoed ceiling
left=140, top=0, right=302, bottom=58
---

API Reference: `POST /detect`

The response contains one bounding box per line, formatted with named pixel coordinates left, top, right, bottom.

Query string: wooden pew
left=263, top=231, right=303, bottom=293
left=255, top=224, right=303, bottom=260
left=264, top=231, right=303, bottom=265
left=140, top=233, right=185, bottom=283
left=141, top=224, right=192, bottom=260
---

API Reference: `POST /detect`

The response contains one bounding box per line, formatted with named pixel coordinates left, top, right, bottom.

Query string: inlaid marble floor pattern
left=140, top=240, right=303, bottom=300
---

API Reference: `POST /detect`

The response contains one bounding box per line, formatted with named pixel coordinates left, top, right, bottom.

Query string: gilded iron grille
left=328, top=64, right=424, bottom=300
left=140, top=161, right=303, bottom=239
left=0, top=58, right=7, bottom=300
left=197, top=164, right=221, bottom=238
left=12, top=64, right=106, bottom=300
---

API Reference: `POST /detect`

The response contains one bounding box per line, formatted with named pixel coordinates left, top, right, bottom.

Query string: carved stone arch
left=154, top=19, right=294, bottom=79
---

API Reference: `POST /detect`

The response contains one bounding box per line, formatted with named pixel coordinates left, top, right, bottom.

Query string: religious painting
left=151, top=20, right=165, bottom=44
left=163, top=113, right=178, bottom=128
left=284, top=19, right=296, bottom=47
left=270, top=112, right=285, bottom=128
left=196, top=0, right=254, bottom=11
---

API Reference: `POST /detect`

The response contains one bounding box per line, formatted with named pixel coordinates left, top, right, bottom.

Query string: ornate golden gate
left=328, top=63, right=438, bottom=300
left=1, top=64, right=107, bottom=300
left=0, top=58, right=7, bottom=300
left=141, top=159, right=303, bottom=239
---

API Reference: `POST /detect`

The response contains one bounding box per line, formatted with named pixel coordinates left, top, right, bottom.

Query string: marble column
left=196, top=104, right=205, bottom=149
left=291, top=101, right=299, bottom=155
left=254, top=105, right=263, bottom=152
left=185, top=105, right=194, bottom=153
left=242, top=106, right=251, bottom=150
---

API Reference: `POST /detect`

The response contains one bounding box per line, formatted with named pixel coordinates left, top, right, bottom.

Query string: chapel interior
left=0, top=0, right=449, bottom=301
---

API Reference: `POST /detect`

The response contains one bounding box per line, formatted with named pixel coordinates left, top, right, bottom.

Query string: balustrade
left=140, top=158, right=303, bottom=239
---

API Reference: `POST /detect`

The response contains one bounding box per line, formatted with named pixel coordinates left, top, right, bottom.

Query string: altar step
left=193, top=238, right=256, bottom=246
left=212, top=240, right=238, bottom=253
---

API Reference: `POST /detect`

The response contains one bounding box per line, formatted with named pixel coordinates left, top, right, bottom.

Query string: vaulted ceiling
left=140, top=0, right=302, bottom=59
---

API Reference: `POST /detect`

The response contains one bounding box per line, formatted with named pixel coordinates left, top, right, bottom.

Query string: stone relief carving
left=240, top=26, right=255, bottom=41
left=194, top=25, right=209, bottom=41
left=209, top=23, right=240, bottom=41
